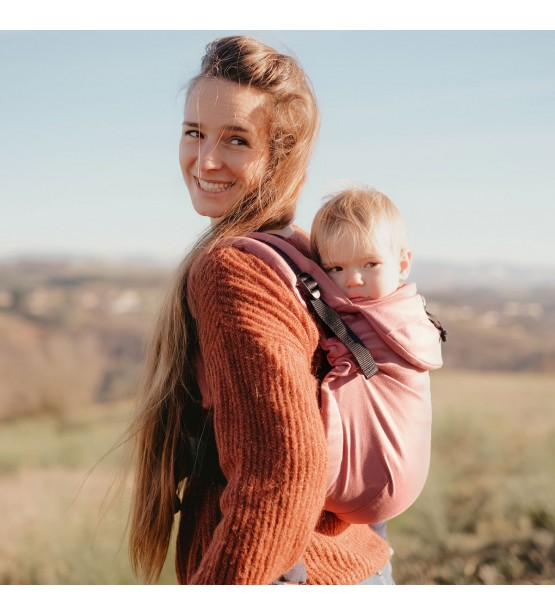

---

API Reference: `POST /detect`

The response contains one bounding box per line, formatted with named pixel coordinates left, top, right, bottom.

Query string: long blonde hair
left=128, top=35, right=319, bottom=583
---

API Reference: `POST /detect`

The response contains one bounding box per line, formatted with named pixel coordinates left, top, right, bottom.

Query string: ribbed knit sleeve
left=186, top=244, right=328, bottom=584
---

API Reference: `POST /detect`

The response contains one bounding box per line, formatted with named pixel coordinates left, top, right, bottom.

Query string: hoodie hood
left=335, top=283, right=444, bottom=371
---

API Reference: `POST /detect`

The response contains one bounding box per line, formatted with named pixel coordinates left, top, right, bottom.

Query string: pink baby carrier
left=229, top=232, right=446, bottom=524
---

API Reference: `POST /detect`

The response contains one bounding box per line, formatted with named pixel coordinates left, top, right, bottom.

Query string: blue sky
left=1, top=29, right=554, bottom=266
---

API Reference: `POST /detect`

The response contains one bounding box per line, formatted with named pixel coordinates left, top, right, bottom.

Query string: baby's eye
left=323, top=265, right=342, bottom=273
left=365, top=261, right=380, bottom=268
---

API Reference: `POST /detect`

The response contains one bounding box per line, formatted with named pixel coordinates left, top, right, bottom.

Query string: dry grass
left=0, top=403, right=177, bottom=585
left=388, top=370, right=555, bottom=584
left=0, top=466, right=178, bottom=584
left=0, top=467, right=132, bottom=584
left=0, top=370, right=554, bottom=584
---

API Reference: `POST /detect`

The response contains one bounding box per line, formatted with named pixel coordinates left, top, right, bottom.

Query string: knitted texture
left=175, top=231, right=390, bottom=584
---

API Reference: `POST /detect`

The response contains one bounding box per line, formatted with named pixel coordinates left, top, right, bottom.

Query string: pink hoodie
left=222, top=233, right=444, bottom=524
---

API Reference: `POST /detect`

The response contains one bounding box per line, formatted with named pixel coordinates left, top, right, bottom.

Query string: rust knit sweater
left=175, top=230, right=390, bottom=584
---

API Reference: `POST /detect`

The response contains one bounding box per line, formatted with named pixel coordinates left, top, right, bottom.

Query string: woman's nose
left=197, top=141, right=223, bottom=171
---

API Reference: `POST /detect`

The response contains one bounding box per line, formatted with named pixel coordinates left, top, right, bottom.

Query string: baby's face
left=319, top=232, right=411, bottom=301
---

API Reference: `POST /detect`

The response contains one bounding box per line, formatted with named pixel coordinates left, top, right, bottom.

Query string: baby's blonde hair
left=311, top=187, right=409, bottom=263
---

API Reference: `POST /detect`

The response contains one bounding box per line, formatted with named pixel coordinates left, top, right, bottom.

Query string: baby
left=270, top=187, right=445, bottom=582
left=311, top=187, right=412, bottom=303
left=309, top=186, right=445, bottom=542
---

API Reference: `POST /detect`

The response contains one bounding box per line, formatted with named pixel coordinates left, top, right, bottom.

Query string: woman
left=128, top=35, right=392, bottom=585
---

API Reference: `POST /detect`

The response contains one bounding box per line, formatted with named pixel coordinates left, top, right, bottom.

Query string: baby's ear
left=399, top=249, right=412, bottom=281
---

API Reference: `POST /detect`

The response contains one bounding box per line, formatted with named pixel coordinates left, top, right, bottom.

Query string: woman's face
left=180, top=78, right=271, bottom=225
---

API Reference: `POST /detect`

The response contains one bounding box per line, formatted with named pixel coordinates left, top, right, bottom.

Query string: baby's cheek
left=329, top=273, right=346, bottom=293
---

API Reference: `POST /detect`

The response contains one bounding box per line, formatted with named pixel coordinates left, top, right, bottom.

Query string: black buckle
left=297, top=273, right=321, bottom=300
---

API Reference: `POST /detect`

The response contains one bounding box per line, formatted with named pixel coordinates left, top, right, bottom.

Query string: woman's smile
left=195, top=177, right=235, bottom=193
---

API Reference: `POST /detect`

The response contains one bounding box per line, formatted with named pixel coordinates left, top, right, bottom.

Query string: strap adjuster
left=297, top=273, right=321, bottom=300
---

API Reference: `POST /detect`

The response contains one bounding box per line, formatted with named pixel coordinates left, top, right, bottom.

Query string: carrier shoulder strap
left=259, top=238, right=379, bottom=380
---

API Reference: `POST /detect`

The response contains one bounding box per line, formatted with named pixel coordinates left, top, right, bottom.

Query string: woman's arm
left=188, top=245, right=327, bottom=584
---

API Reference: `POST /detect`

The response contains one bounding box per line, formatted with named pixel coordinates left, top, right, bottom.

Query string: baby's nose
left=345, top=270, right=364, bottom=286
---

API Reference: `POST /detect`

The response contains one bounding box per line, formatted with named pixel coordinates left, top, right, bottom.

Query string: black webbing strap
left=425, top=309, right=448, bottom=342
left=421, top=295, right=448, bottom=342
left=259, top=240, right=379, bottom=379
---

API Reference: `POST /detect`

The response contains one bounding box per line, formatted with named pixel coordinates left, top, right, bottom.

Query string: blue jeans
left=272, top=559, right=394, bottom=585
left=357, top=560, right=395, bottom=585
left=272, top=523, right=394, bottom=584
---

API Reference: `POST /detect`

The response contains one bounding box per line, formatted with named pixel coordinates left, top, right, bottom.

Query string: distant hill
left=3, top=253, right=553, bottom=291
left=412, top=260, right=555, bottom=291
left=1, top=255, right=554, bottom=420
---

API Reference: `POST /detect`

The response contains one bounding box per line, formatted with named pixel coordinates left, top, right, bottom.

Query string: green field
left=1, top=370, right=554, bottom=584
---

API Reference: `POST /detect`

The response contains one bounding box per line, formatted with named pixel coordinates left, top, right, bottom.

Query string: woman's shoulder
left=190, top=228, right=310, bottom=292
left=189, top=241, right=271, bottom=288
left=188, top=232, right=318, bottom=341
left=187, top=238, right=297, bottom=318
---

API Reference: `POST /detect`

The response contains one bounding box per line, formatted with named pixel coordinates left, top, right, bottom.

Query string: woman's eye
left=229, top=137, right=248, bottom=146
left=184, top=129, right=201, bottom=138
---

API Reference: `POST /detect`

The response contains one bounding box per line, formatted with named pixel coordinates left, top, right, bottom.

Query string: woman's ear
left=399, top=249, right=413, bottom=282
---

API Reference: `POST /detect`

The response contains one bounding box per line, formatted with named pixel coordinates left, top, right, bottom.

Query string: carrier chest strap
left=260, top=240, right=379, bottom=379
